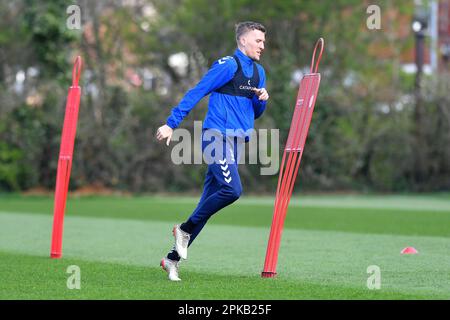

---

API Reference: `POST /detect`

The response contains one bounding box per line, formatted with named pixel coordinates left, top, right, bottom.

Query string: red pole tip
left=72, top=56, right=83, bottom=87
left=310, top=38, right=325, bottom=74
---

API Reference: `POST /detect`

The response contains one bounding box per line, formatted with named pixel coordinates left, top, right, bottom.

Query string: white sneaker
left=160, top=257, right=181, bottom=281
left=173, top=224, right=190, bottom=260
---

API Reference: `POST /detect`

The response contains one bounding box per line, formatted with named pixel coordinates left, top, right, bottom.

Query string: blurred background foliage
left=0, top=0, right=448, bottom=194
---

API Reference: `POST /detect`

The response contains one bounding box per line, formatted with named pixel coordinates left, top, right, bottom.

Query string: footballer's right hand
left=156, top=124, right=173, bottom=146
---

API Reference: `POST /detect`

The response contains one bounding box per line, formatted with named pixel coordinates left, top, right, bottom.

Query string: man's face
left=240, top=29, right=265, bottom=61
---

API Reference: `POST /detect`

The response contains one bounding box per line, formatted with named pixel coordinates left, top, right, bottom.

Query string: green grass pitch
left=1, top=193, right=449, bottom=299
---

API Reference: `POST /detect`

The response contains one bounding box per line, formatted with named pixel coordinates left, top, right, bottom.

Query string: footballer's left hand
left=253, top=88, right=269, bottom=101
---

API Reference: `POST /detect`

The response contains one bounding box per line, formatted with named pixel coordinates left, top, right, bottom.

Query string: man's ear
left=240, top=36, right=247, bottom=47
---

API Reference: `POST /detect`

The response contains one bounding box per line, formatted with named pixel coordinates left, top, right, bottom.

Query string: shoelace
left=181, top=232, right=190, bottom=247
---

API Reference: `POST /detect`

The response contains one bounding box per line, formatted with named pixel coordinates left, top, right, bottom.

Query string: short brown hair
left=235, top=21, right=266, bottom=43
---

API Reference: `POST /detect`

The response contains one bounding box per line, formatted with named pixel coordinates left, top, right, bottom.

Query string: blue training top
left=166, top=48, right=267, bottom=139
left=215, top=54, right=260, bottom=98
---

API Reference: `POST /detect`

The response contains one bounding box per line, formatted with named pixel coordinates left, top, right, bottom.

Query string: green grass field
left=1, top=193, right=450, bottom=299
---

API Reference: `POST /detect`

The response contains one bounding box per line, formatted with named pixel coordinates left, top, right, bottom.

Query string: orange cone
left=401, top=247, right=418, bottom=254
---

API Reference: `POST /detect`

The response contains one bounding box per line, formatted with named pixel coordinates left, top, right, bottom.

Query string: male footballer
left=156, top=21, right=269, bottom=281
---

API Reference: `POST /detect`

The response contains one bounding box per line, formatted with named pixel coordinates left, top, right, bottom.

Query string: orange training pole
left=50, top=56, right=83, bottom=259
left=262, top=39, right=324, bottom=277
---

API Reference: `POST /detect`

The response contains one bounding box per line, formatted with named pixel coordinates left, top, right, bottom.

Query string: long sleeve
left=252, top=65, right=267, bottom=119
left=166, top=57, right=237, bottom=129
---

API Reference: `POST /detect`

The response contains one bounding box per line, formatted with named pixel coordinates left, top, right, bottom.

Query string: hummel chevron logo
left=224, top=177, right=232, bottom=183
left=222, top=170, right=231, bottom=178
left=219, top=159, right=227, bottom=165
left=218, top=56, right=232, bottom=65
left=220, top=164, right=228, bottom=171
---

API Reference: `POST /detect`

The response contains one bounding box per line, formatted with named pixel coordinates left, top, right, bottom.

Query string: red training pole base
left=50, top=252, right=62, bottom=259
left=261, top=271, right=277, bottom=278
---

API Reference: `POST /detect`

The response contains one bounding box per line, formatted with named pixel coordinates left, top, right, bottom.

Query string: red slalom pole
left=50, top=56, right=83, bottom=259
left=262, top=39, right=324, bottom=278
